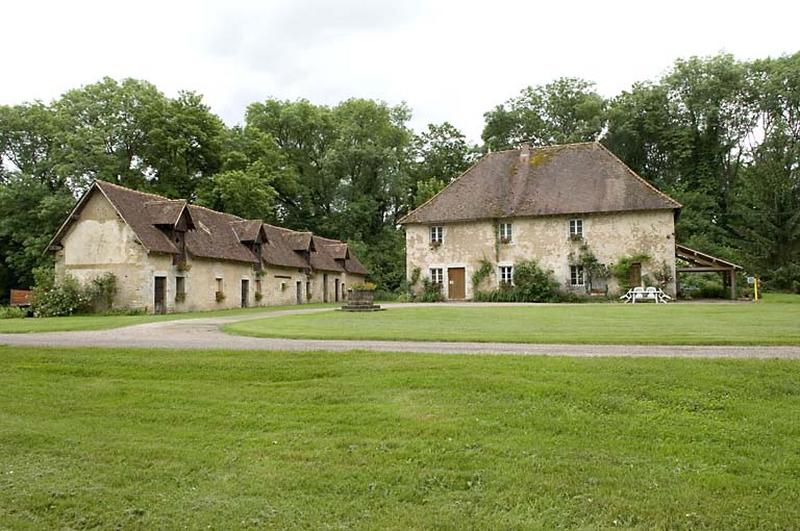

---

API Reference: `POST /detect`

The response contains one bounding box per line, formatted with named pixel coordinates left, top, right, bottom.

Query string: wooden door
left=154, top=276, right=166, bottom=314
left=447, top=267, right=466, bottom=300
left=241, top=279, right=249, bottom=308
left=628, top=263, right=642, bottom=287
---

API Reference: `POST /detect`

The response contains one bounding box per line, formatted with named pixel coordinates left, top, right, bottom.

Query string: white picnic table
left=620, top=286, right=671, bottom=304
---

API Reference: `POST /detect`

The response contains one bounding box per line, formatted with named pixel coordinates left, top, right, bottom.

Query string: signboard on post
left=10, top=289, right=31, bottom=307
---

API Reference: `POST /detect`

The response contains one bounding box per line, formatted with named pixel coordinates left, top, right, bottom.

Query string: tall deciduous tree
left=482, top=78, right=606, bottom=150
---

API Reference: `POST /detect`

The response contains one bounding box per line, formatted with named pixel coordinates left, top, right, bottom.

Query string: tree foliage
left=1, top=53, right=799, bottom=300
left=482, top=78, right=606, bottom=150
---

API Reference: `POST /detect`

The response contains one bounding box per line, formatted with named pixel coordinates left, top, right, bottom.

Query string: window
left=216, top=277, right=223, bottom=293
left=569, top=218, right=583, bottom=238
left=255, top=279, right=262, bottom=293
left=570, top=265, right=585, bottom=287
left=498, top=222, right=512, bottom=242
left=430, top=268, right=443, bottom=284
left=430, top=226, right=443, bottom=244
left=500, top=266, right=513, bottom=285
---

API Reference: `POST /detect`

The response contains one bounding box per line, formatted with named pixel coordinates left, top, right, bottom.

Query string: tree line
left=1, top=52, right=798, bottom=301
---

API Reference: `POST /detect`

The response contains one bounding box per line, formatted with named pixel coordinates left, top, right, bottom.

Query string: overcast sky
left=2, top=0, right=798, bottom=142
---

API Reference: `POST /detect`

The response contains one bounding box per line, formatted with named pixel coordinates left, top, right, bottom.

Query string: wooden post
left=730, top=270, right=736, bottom=300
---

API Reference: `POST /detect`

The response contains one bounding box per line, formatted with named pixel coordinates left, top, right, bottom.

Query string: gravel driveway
left=1, top=304, right=798, bottom=359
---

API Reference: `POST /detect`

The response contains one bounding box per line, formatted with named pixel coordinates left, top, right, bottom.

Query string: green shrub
left=512, top=260, right=559, bottom=302
left=0, top=306, right=28, bottom=319
left=419, top=279, right=444, bottom=302
left=351, top=282, right=377, bottom=291
left=31, top=272, right=118, bottom=317
left=31, top=275, right=91, bottom=317
left=474, top=260, right=559, bottom=303
left=84, top=273, right=117, bottom=312
left=373, top=290, right=399, bottom=301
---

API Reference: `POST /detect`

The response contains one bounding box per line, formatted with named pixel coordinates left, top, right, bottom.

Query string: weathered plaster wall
left=55, top=190, right=368, bottom=313
left=56, top=191, right=151, bottom=309
left=405, top=209, right=677, bottom=299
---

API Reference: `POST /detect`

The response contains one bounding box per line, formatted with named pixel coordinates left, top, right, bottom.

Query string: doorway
left=154, top=276, right=166, bottom=314
left=334, top=278, right=340, bottom=302
left=628, top=262, right=642, bottom=287
left=296, top=281, right=303, bottom=304
left=323, top=273, right=329, bottom=302
left=447, top=267, right=466, bottom=300
left=241, top=279, right=249, bottom=308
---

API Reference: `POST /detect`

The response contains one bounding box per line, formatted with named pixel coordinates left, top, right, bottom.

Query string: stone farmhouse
left=46, top=180, right=367, bottom=313
left=400, top=142, right=683, bottom=300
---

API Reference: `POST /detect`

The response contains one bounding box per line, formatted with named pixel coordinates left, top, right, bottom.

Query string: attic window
left=430, top=226, right=443, bottom=244
left=569, top=219, right=583, bottom=238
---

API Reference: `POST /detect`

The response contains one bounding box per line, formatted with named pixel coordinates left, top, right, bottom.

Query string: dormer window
left=499, top=222, right=512, bottom=243
left=430, top=226, right=443, bottom=245
left=569, top=218, right=583, bottom=239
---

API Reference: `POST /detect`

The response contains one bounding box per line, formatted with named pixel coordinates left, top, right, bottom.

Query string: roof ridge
left=186, top=202, right=245, bottom=221
left=95, top=180, right=184, bottom=203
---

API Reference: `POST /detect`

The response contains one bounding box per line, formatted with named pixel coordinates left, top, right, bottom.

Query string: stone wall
left=405, top=209, right=677, bottom=299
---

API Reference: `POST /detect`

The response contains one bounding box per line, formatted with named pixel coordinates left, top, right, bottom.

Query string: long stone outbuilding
left=400, top=142, right=682, bottom=300
left=46, top=180, right=368, bottom=313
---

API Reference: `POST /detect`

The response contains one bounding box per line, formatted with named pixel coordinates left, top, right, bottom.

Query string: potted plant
left=429, top=241, right=442, bottom=250
left=215, top=291, right=225, bottom=303
left=254, top=291, right=263, bottom=302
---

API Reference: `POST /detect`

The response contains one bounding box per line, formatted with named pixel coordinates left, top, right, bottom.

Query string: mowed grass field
left=1, top=346, right=800, bottom=529
left=0, top=303, right=335, bottom=334
left=226, top=295, right=800, bottom=346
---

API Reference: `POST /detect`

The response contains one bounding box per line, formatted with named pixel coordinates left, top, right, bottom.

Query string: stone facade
left=51, top=182, right=366, bottom=313
left=405, top=210, right=677, bottom=300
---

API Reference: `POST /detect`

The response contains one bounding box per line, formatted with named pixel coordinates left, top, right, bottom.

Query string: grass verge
left=0, top=303, right=335, bottom=334
left=1, top=346, right=799, bottom=528
left=225, top=296, right=800, bottom=346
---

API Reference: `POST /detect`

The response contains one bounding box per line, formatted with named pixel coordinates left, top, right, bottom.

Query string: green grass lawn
left=225, top=295, right=800, bottom=346
left=1, top=346, right=799, bottom=528
left=0, top=303, right=334, bottom=334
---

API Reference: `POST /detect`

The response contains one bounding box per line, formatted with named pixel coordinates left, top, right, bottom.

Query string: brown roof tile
left=399, top=142, right=681, bottom=224
left=49, top=180, right=369, bottom=275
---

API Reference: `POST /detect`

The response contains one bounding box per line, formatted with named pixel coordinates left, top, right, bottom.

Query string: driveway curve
left=1, top=304, right=798, bottom=359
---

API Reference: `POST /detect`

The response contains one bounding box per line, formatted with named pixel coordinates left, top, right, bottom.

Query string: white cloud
left=1, top=0, right=798, bottom=142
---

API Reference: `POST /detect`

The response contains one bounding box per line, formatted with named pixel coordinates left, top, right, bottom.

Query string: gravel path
left=1, top=304, right=798, bottom=359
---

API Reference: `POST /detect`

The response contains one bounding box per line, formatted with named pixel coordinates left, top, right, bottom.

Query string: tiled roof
left=399, top=142, right=681, bottom=224
left=48, top=180, right=368, bottom=276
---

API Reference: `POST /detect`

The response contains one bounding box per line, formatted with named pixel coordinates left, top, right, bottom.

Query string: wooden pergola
left=676, top=244, right=743, bottom=299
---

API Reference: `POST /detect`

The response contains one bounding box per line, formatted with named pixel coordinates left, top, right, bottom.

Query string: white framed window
left=430, top=226, right=443, bottom=244
left=430, top=268, right=444, bottom=284
left=499, top=265, right=513, bottom=285
left=570, top=265, right=585, bottom=287
left=569, top=218, right=583, bottom=238
left=498, top=222, right=513, bottom=242
left=215, top=277, right=223, bottom=292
